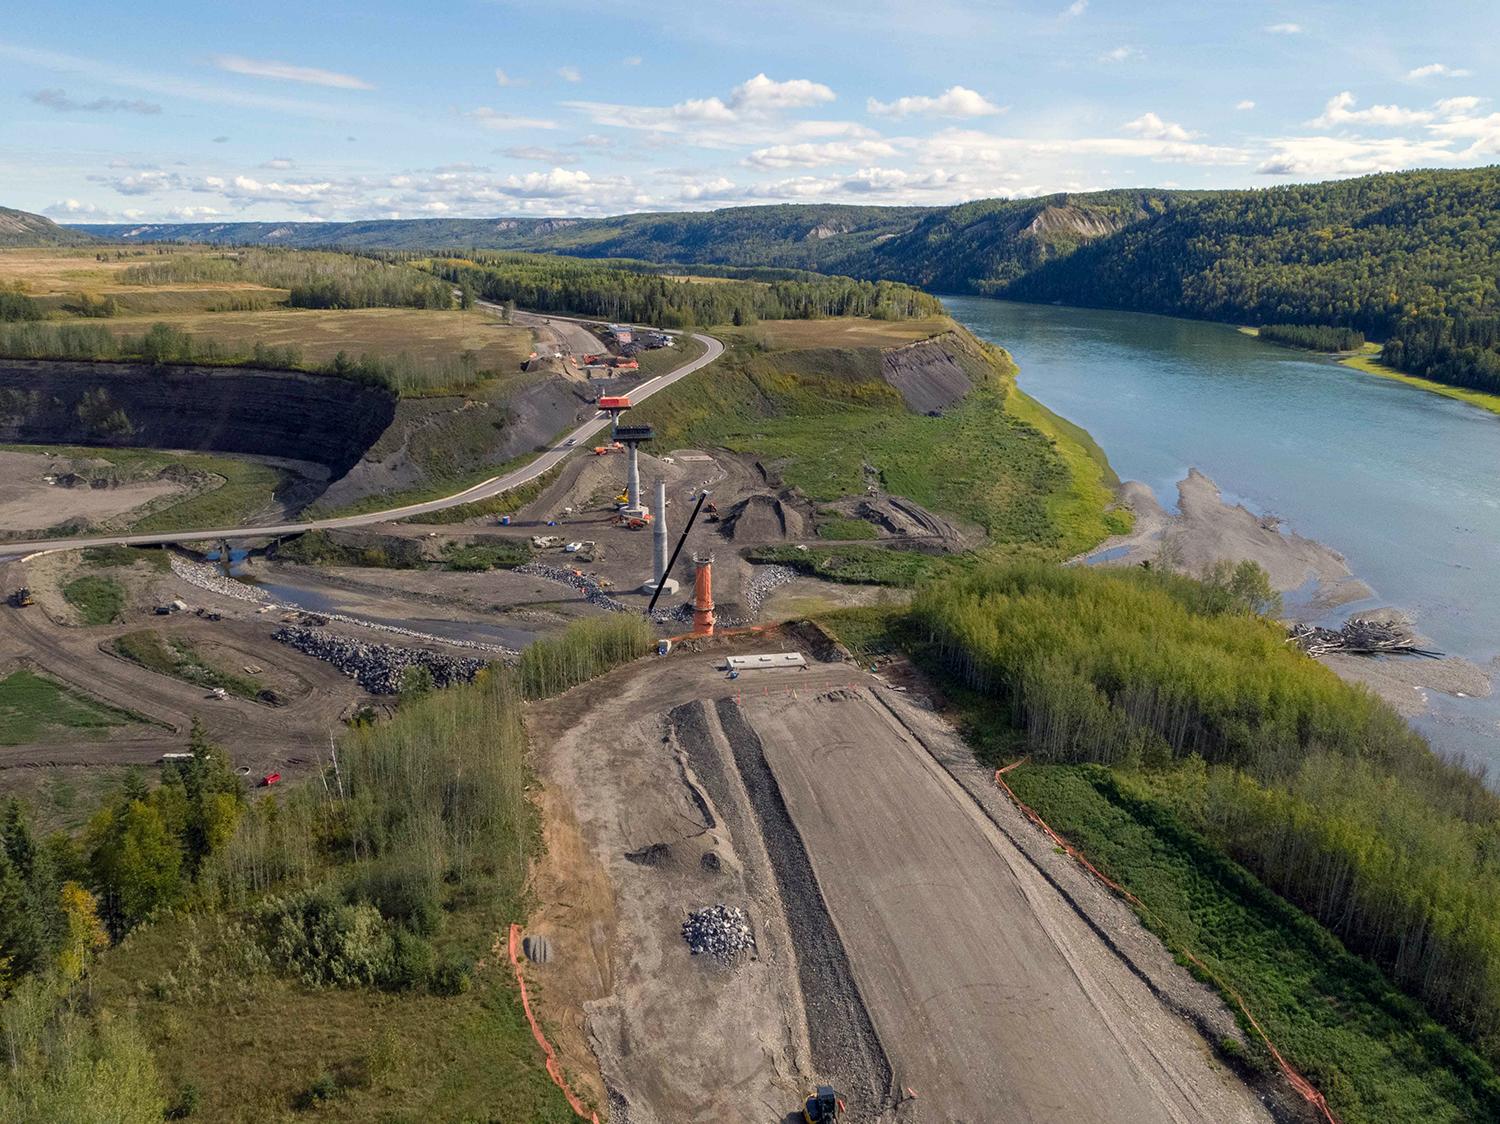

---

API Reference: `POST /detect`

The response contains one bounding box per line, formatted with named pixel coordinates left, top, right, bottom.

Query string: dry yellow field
left=0, top=248, right=285, bottom=315
left=103, top=307, right=535, bottom=370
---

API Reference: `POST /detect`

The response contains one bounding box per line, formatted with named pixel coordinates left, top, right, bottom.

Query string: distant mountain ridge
left=1, top=205, right=98, bottom=247
left=56, top=165, right=1500, bottom=394
left=72, top=193, right=1171, bottom=289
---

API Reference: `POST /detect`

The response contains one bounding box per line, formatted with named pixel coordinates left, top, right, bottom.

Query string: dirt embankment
left=316, top=374, right=595, bottom=509
left=0, top=359, right=395, bottom=478
left=878, top=334, right=974, bottom=414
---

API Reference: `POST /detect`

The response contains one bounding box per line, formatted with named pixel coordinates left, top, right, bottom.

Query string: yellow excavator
left=802, top=1085, right=843, bottom=1122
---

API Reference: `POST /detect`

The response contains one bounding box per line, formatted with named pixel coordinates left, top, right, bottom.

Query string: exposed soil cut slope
left=0, top=359, right=394, bottom=477
left=878, top=335, right=973, bottom=413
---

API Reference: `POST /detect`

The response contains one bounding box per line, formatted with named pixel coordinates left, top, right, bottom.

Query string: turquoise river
left=946, top=296, right=1500, bottom=771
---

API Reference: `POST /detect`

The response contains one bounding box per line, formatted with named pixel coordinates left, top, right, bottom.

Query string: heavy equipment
left=8, top=587, right=34, bottom=608
left=802, top=1085, right=843, bottom=1122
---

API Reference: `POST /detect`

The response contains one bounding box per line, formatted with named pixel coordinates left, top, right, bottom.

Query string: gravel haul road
left=0, top=318, right=722, bottom=557
left=735, top=685, right=1271, bottom=1124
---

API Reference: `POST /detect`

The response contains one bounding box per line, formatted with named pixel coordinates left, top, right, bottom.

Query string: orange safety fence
left=992, top=766, right=1340, bottom=1124
left=507, top=924, right=601, bottom=1123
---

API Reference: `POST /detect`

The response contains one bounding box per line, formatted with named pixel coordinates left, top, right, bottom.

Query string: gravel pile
left=742, top=564, right=796, bottom=619
left=682, top=904, right=756, bottom=963
left=171, top=552, right=514, bottom=655
left=170, top=555, right=269, bottom=604
left=272, top=625, right=488, bottom=694
left=516, top=562, right=631, bottom=613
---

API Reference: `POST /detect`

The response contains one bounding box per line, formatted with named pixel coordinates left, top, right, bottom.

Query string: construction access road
left=0, top=320, right=722, bottom=558
left=526, top=644, right=1273, bottom=1124
left=736, top=683, right=1271, bottom=1123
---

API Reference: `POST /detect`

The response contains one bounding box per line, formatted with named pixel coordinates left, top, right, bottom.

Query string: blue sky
left=3, top=0, right=1498, bottom=222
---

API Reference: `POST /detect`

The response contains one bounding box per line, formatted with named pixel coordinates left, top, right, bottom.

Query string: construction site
left=0, top=305, right=1310, bottom=1123
left=524, top=635, right=1283, bottom=1123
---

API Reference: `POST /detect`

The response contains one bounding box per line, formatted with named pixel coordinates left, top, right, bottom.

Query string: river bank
left=945, top=295, right=1500, bottom=767
left=1076, top=469, right=1493, bottom=719
left=1339, top=350, right=1500, bottom=418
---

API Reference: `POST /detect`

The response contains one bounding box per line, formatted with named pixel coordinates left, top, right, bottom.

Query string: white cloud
left=868, top=86, right=1003, bottom=119
left=165, top=205, right=223, bottom=219
left=260, top=157, right=294, bottom=169
left=558, top=65, right=582, bottom=83
left=1434, top=96, right=1482, bottom=116
left=213, top=55, right=373, bottom=90
left=1257, top=134, right=1459, bottom=176
left=501, top=145, right=580, bottom=164
left=729, top=73, right=836, bottom=111
left=1427, top=107, right=1500, bottom=158
left=1308, top=91, right=1432, bottom=128
left=911, top=126, right=1247, bottom=170
left=27, top=88, right=161, bottom=114
left=500, top=167, right=595, bottom=197
left=1265, top=23, right=1302, bottom=34
left=1123, top=112, right=1196, bottom=141
left=1236, top=100, right=1256, bottom=111
left=45, top=198, right=106, bottom=216
left=1407, top=62, right=1470, bottom=80
left=745, top=139, right=900, bottom=168
left=494, top=68, right=526, bottom=87
left=1061, top=0, right=1087, bottom=16
left=465, top=106, right=558, bottom=130
left=229, top=175, right=337, bottom=201
left=1099, top=45, right=1140, bottom=63
left=622, top=56, right=642, bottom=66
left=841, top=166, right=962, bottom=193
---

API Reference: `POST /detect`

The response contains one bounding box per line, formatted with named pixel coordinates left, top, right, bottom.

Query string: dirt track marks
left=709, top=697, right=894, bottom=1119
left=742, top=686, right=1272, bottom=1124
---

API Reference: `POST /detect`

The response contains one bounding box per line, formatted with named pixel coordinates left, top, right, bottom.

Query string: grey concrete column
left=626, top=443, right=641, bottom=510
left=653, top=480, right=669, bottom=583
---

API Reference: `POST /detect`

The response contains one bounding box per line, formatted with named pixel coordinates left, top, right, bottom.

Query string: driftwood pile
left=1289, top=618, right=1441, bottom=658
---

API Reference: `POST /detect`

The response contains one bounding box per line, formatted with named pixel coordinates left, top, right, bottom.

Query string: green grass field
left=630, top=320, right=1123, bottom=562
left=62, top=574, right=125, bottom=624
left=90, top=909, right=578, bottom=1124
left=815, top=514, right=880, bottom=540
left=1340, top=348, right=1500, bottom=418
left=112, top=630, right=266, bottom=701
left=0, top=668, right=139, bottom=744
left=82, top=544, right=171, bottom=571
left=1003, top=764, right=1500, bottom=1124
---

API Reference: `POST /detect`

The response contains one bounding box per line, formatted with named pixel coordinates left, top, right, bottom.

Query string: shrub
left=294, top=1071, right=342, bottom=1110
left=350, top=861, right=442, bottom=936
left=255, top=885, right=393, bottom=988
left=384, top=927, right=435, bottom=991
left=429, top=953, right=473, bottom=997
left=518, top=615, right=656, bottom=700
left=166, top=1081, right=202, bottom=1119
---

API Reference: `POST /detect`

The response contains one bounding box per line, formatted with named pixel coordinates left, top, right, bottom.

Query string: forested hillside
left=899, top=562, right=1500, bottom=1122
left=1007, top=168, right=1500, bottom=393
left=0, top=206, right=97, bottom=248
left=429, top=252, right=943, bottom=326
left=65, top=165, right=1500, bottom=393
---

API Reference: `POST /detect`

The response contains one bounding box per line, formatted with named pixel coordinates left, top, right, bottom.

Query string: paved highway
left=0, top=317, right=722, bottom=557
